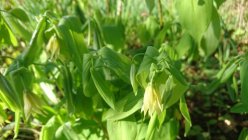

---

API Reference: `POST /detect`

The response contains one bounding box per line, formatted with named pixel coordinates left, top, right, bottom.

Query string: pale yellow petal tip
left=141, top=83, right=163, bottom=117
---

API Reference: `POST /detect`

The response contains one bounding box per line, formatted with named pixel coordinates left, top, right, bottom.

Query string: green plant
left=0, top=0, right=248, bottom=139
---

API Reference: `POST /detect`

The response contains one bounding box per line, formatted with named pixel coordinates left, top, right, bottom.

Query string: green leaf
left=137, top=46, right=159, bottom=88
left=9, top=8, right=29, bottom=22
left=56, top=16, right=87, bottom=74
left=238, top=128, right=248, bottom=140
left=130, top=64, right=138, bottom=95
left=59, top=123, right=80, bottom=140
left=1, top=11, right=31, bottom=41
left=0, top=73, right=22, bottom=111
left=14, top=111, right=21, bottom=139
left=73, top=88, right=93, bottom=117
left=107, top=117, right=137, bottom=140
left=98, top=47, right=131, bottom=83
left=231, top=103, right=248, bottom=113
left=175, top=33, right=193, bottom=59
left=61, top=66, right=75, bottom=115
left=8, top=67, right=33, bottom=93
left=151, top=118, right=179, bottom=140
left=56, top=18, right=86, bottom=69
left=179, top=96, right=192, bottom=136
left=165, top=78, right=188, bottom=108
left=0, top=104, right=7, bottom=124
left=102, top=92, right=142, bottom=121
left=21, top=16, right=47, bottom=66
left=0, top=21, right=18, bottom=46
left=82, top=54, right=98, bottom=97
left=102, top=22, right=125, bottom=50
left=219, top=60, right=239, bottom=83
left=145, top=0, right=155, bottom=12
left=91, top=68, right=115, bottom=109
left=200, top=8, right=221, bottom=56
left=175, top=0, right=213, bottom=43
left=207, top=58, right=240, bottom=94
left=145, top=113, right=157, bottom=140
left=214, top=0, right=226, bottom=8
left=59, top=16, right=82, bottom=32
left=40, top=117, right=61, bottom=140
left=239, top=59, right=248, bottom=105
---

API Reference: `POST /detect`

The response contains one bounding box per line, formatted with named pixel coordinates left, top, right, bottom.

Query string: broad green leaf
left=136, top=123, right=148, bottom=140
left=165, top=78, right=188, bottom=108
left=9, top=8, right=29, bottom=22
left=0, top=104, right=7, bottom=124
left=240, top=59, right=248, bottom=105
left=59, top=123, right=80, bottom=140
left=102, top=92, right=142, bottom=121
left=55, top=125, right=67, bottom=140
left=40, top=117, right=61, bottom=140
left=92, top=19, right=104, bottom=49
left=159, top=75, right=174, bottom=107
left=175, top=0, right=213, bottom=43
left=61, top=66, right=75, bottom=115
left=21, top=16, right=47, bottom=66
left=8, top=67, right=33, bottom=93
left=73, top=88, right=93, bottom=117
left=137, top=17, right=159, bottom=45
left=200, top=8, right=221, bottom=56
left=82, top=54, right=98, bottom=97
left=91, top=68, right=115, bottom=109
left=137, top=46, right=159, bottom=88
left=137, top=24, right=151, bottom=45
left=145, top=16, right=159, bottom=39
left=167, top=63, right=188, bottom=86
left=6, top=67, right=33, bottom=115
left=151, top=118, right=179, bottom=140
left=231, top=103, right=248, bottom=113
left=175, top=33, right=193, bottom=59
left=0, top=21, right=18, bottom=46
left=1, top=11, right=31, bottom=41
left=0, top=74, right=22, bottom=111
left=102, top=22, right=125, bottom=50
left=238, top=128, right=248, bottom=140
left=179, top=96, right=192, bottom=136
left=58, top=16, right=82, bottom=32
left=107, top=117, right=137, bottom=140
left=214, top=0, right=226, bottom=8
left=145, top=0, right=155, bottom=12
left=56, top=16, right=87, bottom=70
left=98, top=47, right=131, bottom=83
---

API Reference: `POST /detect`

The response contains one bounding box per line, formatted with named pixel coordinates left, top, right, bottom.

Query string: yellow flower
left=46, top=35, right=59, bottom=59
left=141, top=83, right=162, bottom=117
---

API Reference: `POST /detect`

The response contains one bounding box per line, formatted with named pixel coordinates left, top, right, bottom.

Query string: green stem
left=157, top=0, right=163, bottom=28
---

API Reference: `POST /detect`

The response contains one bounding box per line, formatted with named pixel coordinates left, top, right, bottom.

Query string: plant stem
left=157, top=0, right=163, bottom=28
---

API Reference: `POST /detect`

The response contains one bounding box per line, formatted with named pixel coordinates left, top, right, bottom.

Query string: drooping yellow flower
left=46, top=35, right=59, bottom=60
left=141, top=83, right=162, bottom=117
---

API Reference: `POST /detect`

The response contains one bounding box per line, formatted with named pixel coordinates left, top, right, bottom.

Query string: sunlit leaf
left=175, top=0, right=213, bottom=43
left=200, top=8, right=221, bottom=56
left=91, top=68, right=115, bottom=109
left=179, top=96, right=192, bottom=136
left=9, top=8, right=29, bottom=22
